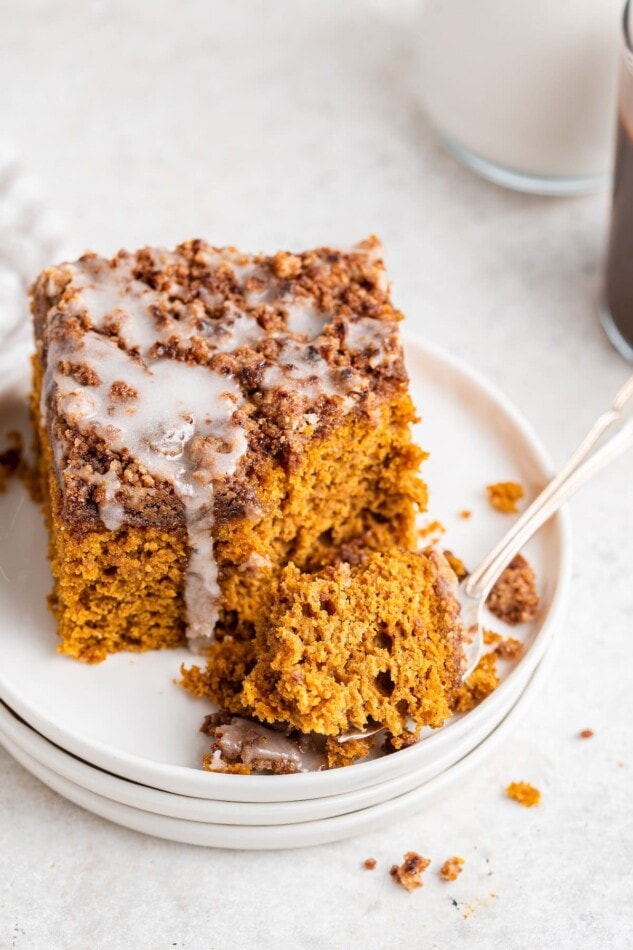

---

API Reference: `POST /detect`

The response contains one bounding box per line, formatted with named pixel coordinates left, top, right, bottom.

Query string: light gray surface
left=1, top=2, right=632, bottom=948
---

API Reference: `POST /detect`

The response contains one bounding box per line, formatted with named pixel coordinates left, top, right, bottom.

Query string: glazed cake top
left=32, top=237, right=409, bottom=645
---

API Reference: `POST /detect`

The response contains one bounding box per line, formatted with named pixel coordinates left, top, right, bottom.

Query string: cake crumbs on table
left=506, top=781, right=541, bottom=807
left=486, top=480, right=524, bottom=513
left=390, top=852, right=431, bottom=891
left=579, top=728, right=594, bottom=739
left=459, top=509, right=472, bottom=519
left=418, top=519, right=445, bottom=539
left=440, top=856, right=465, bottom=882
left=363, top=858, right=377, bottom=870
left=487, top=553, right=539, bottom=625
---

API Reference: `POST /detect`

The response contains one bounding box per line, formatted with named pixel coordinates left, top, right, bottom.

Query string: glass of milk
left=418, top=0, right=623, bottom=195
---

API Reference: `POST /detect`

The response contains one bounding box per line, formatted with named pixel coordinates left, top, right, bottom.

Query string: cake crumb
left=382, top=731, right=420, bottom=755
left=486, top=481, right=524, bottom=514
left=454, top=652, right=499, bottom=712
left=506, top=781, right=541, bottom=807
left=390, top=852, right=431, bottom=891
left=459, top=509, right=472, bottom=520
left=487, top=554, right=539, bottom=625
left=443, top=549, right=468, bottom=581
left=483, top=629, right=503, bottom=646
left=495, top=637, right=525, bottom=661
left=440, top=856, right=465, bottom=882
left=579, top=728, right=594, bottom=739
left=363, top=858, right=377, bottom=870
left=418, top=519, right=445, bottom=539
left=326, top=735, right=376, bottom=769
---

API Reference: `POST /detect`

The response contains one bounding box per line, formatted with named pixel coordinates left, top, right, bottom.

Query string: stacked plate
left=0, top=338, right=570, bottom=849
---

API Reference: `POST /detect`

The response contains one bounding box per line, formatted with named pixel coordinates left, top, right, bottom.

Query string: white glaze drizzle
left=345, top=317, right=396, bottom=367
left=284, top=299, right=330, bottom=337
left=262, top=339, right=341, bottom=399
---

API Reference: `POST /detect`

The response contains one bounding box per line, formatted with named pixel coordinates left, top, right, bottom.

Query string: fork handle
left=465, top=373, right=633, bottom=601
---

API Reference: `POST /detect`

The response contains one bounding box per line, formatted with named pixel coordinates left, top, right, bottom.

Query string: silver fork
left=340, top=372, right=633, bottom=743
left=461, top=371, right=633, bottom=677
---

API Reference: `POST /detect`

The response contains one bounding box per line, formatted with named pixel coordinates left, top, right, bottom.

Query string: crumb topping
left=363, top=858, right=377, bottom=870
left=506, top=781, right=541, bottom=807
left=390, top=852, right=431, bottom=891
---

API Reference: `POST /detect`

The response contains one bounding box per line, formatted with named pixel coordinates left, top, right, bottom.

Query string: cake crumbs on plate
left=440, top=856, right=465, bottom=882
left=506, top=781, right=541, bottom=807
left=495, top=637, right=525, bottom=661
left=418, top=519, right=445, bottom=539
left=579, top=728, right=594, bottom=739
left=390, top=852, right=431, bottom=891
left=459, top=509, right=472, bottom=520
left=483, top=629, right=503, bottom=646
left=486, top=481, right=524, bottom=514
left=443, top=549, right=468, bottom=581
left=483, top=628, right=525, bottom=661
left=382, top=731, right=420, bottom=755
left=487, top=554, right=539, bottom=625
left=454, top=652, right=499, bottom=713
left=363, top=858, right=377, bottom=870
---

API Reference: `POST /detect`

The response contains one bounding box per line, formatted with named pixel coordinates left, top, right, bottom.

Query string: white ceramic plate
left=0, top=336, right=570, bottom=801
left=0, top=656, right=525, bottom=826
left=0, top=646, right=553, bottom=849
